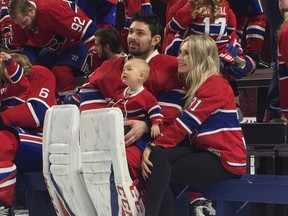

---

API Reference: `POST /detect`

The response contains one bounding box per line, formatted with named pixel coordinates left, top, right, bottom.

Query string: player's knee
left=52, top=65, right=77, bottom=92
left=0, top=162, right=17, bottom=205
left=126, top=146, right=142, bottom=180
left=0, top=131, right=19, bottom=161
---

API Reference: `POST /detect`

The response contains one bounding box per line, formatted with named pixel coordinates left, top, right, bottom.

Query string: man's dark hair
left=94, top=26, right=122, bottom=54
left=131, top=12, right=163, bottom=39
left=8, top=0, right=34, bottom=19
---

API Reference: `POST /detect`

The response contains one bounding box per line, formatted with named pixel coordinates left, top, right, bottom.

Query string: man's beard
left=128, top=45, right=150, bottom=57
left=99, top=50, right=109, bottom=62
left=26, top=19, right=36, bottom=30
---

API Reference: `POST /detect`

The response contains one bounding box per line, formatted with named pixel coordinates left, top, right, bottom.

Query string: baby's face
left=121, top=61, right=142, bottom=87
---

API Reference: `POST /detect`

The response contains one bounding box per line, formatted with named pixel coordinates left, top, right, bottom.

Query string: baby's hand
left=151, top=124, right=162, bottom=138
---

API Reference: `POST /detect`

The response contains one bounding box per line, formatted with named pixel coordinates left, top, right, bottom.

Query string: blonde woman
left=142, top=35, right=247, bottom=216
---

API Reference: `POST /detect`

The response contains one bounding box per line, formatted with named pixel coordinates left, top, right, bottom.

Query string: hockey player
left=120, top=0, right=153, bottom=53
left=80, top=12, right=184, bottom=214
left=142, top=35, right=247, bottom=216
left=165, top=0, right=236, bottom=55
left=0, top=51, right=57, bottom=215
left=108, top=58, right=163, bottom=140
left=163, top=0, right=255, bottom=80
left=94, top=26, right=124, bottom=67
left=80, top=11, right=185, bottom=185
left=6, top=0, right=97, bottom=102
left=72, top=0, right=118, bottom=72
left=63, top=26, right=124, bottom=106
left=229, top=0, right=269, bottom=68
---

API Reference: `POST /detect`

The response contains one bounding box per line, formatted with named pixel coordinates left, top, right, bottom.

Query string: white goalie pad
left=80, top=108, right=145, bottom=216
left=80, top=108, right=116, bottom=216
left=42, top=105, right=96, bottom=216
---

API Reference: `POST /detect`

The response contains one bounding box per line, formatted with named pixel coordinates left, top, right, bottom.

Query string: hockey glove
left=219, top=42, right=241, bottom=65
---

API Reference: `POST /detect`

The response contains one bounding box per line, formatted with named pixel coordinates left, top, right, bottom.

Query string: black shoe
left=190, top=198, right=216, bottom=216
left=0, top=204, right=14, bottom=216
left=247, top=52, right=270, bottom=69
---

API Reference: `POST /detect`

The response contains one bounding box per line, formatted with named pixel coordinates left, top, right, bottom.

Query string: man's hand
left=124, top=119, right=148, bottom=146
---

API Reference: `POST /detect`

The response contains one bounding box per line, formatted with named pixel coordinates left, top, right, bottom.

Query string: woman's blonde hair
left=10, top=53, right=32, bottom=76
left=282, top=12, right=288, bottom=26
left=181, top=35, right=220, bottom=109
left=189, top=0, right=222, bottom=19
left=0, top=53, right=32, bottom=82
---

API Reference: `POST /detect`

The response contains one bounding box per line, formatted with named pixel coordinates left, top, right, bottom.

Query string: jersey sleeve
left=95, top=1, right=117, bottom=28
left=141, top=0, right=153, bottom=14
left=79, top=80, right=107, bottom=112
left=0, top=66, right=57, bottom=127
left=165, top=1, right=192, bottom=34
left=4, top=59, right=30, bottom=100
left=46, top=0, right=97, bottom=50
left=145, top=91, right=163, bottom=125
left=6, top=22, right=29, bottom=50
left=0, top=1, right=12, bottom=35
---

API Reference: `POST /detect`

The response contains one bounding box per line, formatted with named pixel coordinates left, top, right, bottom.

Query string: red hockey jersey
left=0, top=59, right=30, bottom=109
left=110, top=86, right=163, bottom=125
left=165, top=0, right=236, bottom=53
left=9, top=0, right=96, bottom=52
left=0, top=64, right=57, bottom=128
left=153, top=75, right=247, bottom=175
left=80, top=50, right=185, bottom=126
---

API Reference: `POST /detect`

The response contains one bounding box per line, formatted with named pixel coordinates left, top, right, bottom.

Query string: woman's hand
left=124, top=119, right=148, bottom=146
left=0, top=52, right=11, bottom=61
left=141, top=146, right=153, bottom=180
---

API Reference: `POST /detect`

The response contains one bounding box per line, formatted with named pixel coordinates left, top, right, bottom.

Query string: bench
left=175, top=174, right=288, bottom=216
left=15, top=115, right=288, bottom=215
left=175, top=122, right=288, bottom=216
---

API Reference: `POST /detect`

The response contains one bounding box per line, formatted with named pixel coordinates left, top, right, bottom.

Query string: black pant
left=145, top=145, right=238, bottom=216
